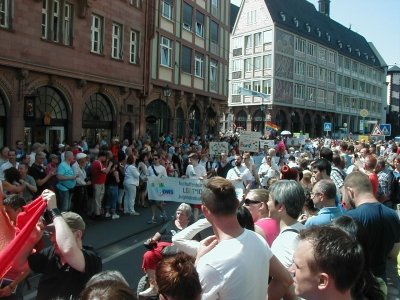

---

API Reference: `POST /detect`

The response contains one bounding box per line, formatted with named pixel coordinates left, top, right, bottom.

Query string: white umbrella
left=281, top=130, right=292, bottom=135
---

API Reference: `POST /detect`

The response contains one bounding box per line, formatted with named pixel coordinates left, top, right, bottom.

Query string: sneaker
left=111, top=214, right=120, bottom=220
left=147, top=218, right=157, bottom=224
left=130, top=211, right=140, bottom=216
left=105, top=212, right=111, bottom=218
left=138, top=286, right=158, bottom=297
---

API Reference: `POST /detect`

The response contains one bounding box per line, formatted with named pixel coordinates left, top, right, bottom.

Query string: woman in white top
left=123, top=154, right=140, bottom=215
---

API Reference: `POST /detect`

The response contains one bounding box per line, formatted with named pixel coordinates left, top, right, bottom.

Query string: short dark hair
left=299, top=226, right=364, bottom=293
left=319, top=147, right=333, bottom=162
left=156, top=253, right=201, bottom=300
left=201, top=176, right=238, bottom=216
left=269, top=180, right=305, bottom=219
left=80, top=280, right=135, bottom=300
left=311, top=158, right=331, bottom=176
left=3, top=194, right=26, bottom=210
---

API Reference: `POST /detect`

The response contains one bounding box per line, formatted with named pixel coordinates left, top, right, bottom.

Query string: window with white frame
left=294, top=61, right=305, bottom=76
left=182, top=2, right=192, bottom=31
left=295, top=37, right=306, bottom=53
left=253, top=81, right=261, bottom=92
left=181, top=46, right=192, bottom=73
left=161, top=0, right=173, bottom=20
left=344, top=57, right=350, bottom=70
left=0, top=0, right=10, bottom=29
left=52, top=0, right=60, bottom=42
left=319, top=47, right=327, bottom=61
left=307, top=64, right=316, bottom=78
left=232, top=83, right=240, bottom=95
left=317, top=89, right=326, bottom=102
left=244, top=82, right=251, bottom=91
left=263, top=30, right=272, bottom=43
left=195, top=11, right=204, bottom=37
left=307, top=87, right=315, bottom=101
left=129, top=30, right=138, bottom=63
left=194, top=53, right=203, bottom=77
left=246, top=10, right=256, bottom=25
left=232, top=59, right=242, bottom=72
left=344, top=76, right=350, bottom=89
left=328, top=51, right=336, bottom=64
left=327, top=91, right=334, bottom=105
left=254, top=32, right=262, bottom=47
left=245, top=35, right=252, bottom=49
left=42, top=0, right=73, bottom=45
left=307, top=42, right=316, bottom=57
left=254, top=56, right=262, bottom=71
left=294, top=84, right=305, bottom=99
left=210, top=60, right=218, bottom=89
left=263, top=79, right=271, bottom=94
left=63, top=3, right=72, bottom=45
left=91, top=14, right=104, bottom=53
left=328, top=71, right=335, bottom=84
left=232, top=36, right=242, bottom=49
left=263, top=55, right=272, bottom=69
left=112, top=23, right=123, bottom=59
left=160, top=36, right=172, bottom=67
left=244, top=58, right=252, bottom=72
left=318, top=67, right=326, bottom=81
left=337, top=74, right=342, bottom=87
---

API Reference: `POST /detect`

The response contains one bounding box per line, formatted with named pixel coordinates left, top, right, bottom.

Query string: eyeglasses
left=244, top=199, right=261, bottom=205
left=153, top=157, right=159, bottom=160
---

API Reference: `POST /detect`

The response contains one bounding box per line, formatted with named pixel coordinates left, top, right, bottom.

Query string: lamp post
left=163, top=85, right=171, bottom=132
left=290, top=111, right=295, bottom=132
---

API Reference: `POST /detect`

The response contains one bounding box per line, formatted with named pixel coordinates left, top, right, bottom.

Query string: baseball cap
left=47, top=212, right=86, bottom=231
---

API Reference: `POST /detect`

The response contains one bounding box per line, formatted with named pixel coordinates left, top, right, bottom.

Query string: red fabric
left=0, top=204, right=15, bottom=253
left=368, top=173, right=379, bottom=198
left=91, top=160, right=107, bottom=185
left=141, top=242, right=171, bottom=271
left=0, top=196, right=46, bottom=278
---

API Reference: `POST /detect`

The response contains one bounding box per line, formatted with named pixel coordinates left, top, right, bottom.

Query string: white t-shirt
left=147, top=164, right=167, bottom=177
left=196, top=229, right=272, bottom=300
left=226, top=165, right=252, bottom=200
left=186, top=164, right=207, bottom=179
left=271, top=222, right=305, bottom=269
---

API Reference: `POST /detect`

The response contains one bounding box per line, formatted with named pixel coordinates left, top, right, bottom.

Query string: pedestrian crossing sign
left=370, top=124, right=384, bottom=136
left=323, top=122, right=332, bottom=132
left=379, top=124, right=391, bottom=136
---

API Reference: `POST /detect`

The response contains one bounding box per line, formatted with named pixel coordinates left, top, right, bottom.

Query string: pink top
left=255, top=218, right=280, bottom=246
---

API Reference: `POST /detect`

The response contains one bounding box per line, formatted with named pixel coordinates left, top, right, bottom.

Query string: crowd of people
left=0, top=131, right=400, bottom=299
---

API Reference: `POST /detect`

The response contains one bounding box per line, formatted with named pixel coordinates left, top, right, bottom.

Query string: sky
left=231, top=0, right=400, bottom=67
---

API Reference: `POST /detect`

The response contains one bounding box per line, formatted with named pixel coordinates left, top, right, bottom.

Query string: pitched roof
left=265, top=0, right=383, bottom=68
left=388, top=65, right=400, bottom=72
left=230, top=4, right=240, bottom=33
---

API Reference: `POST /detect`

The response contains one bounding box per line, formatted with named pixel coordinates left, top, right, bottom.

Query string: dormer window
left=280, top=11, right=286, bottom=21
left=293, top=17, right=299, bottom=27
left=338, top=40, right=342, bottom=48
left=326, top=32, right=330, bottom=41
left=364, top=53, right=368, bottom=60
left=316, top=28, right=321, bottom=37
left=355, top=49, right=360, bottom=56
left=306, top=23, right=311, bottom=32
left=347, top=45, right=351, bottom=53
left=371, top=56, right=375, bottom=63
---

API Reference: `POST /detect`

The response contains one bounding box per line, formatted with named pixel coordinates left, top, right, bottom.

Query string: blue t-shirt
left=346, top=202, right=400, bottom=279
left=305, top=207, right=343, bottom=227
left=56, top=161, right=76, bottom=191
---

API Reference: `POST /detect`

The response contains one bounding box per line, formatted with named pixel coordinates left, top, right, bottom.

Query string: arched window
left=236, top=110, right=247, bottom=130
left=188, top=104, right=200, bottom=137
left=176, top=107, right=184, bottom=138
left=36, top=86, right=68, bottom=121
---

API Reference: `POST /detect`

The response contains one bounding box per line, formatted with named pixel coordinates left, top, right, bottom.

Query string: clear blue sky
left=231, top=0, right=400, bottom=67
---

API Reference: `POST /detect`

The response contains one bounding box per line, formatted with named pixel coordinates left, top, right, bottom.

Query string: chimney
left=318, top=0, right=331, bottom=17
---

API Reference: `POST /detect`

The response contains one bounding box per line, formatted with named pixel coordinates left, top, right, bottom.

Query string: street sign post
left=323, top=122, right=331, bottom=136
left=359, top=109, right=369, bottom=134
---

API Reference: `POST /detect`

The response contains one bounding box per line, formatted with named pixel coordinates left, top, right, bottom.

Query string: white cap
left=76, top=153, right=87, bottom=160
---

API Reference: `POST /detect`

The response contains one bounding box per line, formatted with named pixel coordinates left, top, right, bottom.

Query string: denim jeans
left=106, top=185, right=119, bottom=213
left=59, top=189, right=72, bottom=212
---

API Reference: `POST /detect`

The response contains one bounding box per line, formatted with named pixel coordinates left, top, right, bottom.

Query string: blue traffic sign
left=324, top=122, right=332, bottom=132
left=379, top=124, right=391, bottom=136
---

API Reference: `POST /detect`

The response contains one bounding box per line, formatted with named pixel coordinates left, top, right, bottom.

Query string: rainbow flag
left=265, top=122, right=280, bottom=132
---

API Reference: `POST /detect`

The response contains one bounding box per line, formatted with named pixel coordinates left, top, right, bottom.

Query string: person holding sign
left=226, top=155, right=252, bottom=201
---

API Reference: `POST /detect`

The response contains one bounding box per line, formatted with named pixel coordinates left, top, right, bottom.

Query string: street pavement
left=22, top=201, right=400, bottom=299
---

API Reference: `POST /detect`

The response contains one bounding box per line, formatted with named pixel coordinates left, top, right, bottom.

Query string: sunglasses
left=244, top=199, right=261, bottom=205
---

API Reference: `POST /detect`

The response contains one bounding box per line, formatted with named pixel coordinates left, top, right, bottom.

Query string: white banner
left=259, top=139, right=275, bottom=149
left=239, top=131, right=261, bottom=152
left=209, top=142, right=229, bottom=156
left=147, top=176, right=204, bottom=204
